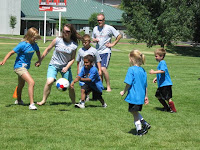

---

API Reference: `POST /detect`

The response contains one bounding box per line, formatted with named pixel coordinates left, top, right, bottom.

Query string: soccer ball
left=56, top=78, right=70, bottom=91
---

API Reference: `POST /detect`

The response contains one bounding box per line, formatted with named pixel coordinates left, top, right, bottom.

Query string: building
left=0, top=0, right=124, bottom=36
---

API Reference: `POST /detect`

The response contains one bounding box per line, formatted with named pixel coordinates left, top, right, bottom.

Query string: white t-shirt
left=92, top=24, right=120, bottom=54
left=76, top=46, right=101, bottom=71
left=49, top=37, right=78, bottom=69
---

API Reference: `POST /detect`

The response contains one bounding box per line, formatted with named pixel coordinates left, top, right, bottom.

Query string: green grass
left=0, top=36, right=200, bottom=150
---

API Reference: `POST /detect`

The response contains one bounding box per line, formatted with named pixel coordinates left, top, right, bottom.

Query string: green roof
left=21, top=0, right=123, bottom=26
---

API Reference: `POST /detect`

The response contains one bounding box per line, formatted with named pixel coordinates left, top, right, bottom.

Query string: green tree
left=56, top=17, right=68, bottom=31
left=10, top=16, right=17, bottom=35
left=88, top=13, right=98, bottom=30
left=121, top=0, right=194, bottom=47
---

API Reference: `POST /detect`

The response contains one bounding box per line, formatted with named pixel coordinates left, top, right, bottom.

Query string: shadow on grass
left=49, top=102, right=72, bottom=106
left=5, top=104, right=29, bottom=107
left=166, top=45, right=200, bottom=57
left=128, top=128, right=137, bottom=135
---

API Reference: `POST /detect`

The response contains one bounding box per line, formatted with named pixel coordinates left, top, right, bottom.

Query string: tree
left=56, top=17, right=68, bottom=31
left=121, top=0, right=194, bottom=47
left=88, top=13, right=99, bottom=30
left=10, top=16, right=17, bottom=35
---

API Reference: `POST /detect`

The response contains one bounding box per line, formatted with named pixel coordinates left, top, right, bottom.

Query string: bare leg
left=68, top=86, right=76, bottom=104
left=37, top=78, right=54, bottom=105
left=20, top=72, right=35, bottom=104
left=101, top=67, right=111, bottom=92
left=17, top=75, right=25, bottom=102
left=80, top=88, right=86, bottom=101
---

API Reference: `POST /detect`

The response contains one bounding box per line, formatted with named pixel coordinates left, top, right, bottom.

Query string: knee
left=28, top=80, right=35, bottom=87
left=46, top=79, right=54, bottom=86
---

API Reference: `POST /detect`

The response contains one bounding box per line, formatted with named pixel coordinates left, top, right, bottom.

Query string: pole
left=59, top=12, right=61, bottom=36
left=44, top=11, right=46, bottom=43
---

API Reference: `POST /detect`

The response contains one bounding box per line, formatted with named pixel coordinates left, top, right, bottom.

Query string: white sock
left=80, top=101, right=85, bottom=105
left=134, top=120, right=142, bottom=131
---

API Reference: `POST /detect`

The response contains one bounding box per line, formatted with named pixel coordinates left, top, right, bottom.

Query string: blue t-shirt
left=79, top=66, right=104, bottom=92
left=13, top=41, right=39, bottom=69
left=124, top=66, right=147, bottom=105
left=156, top=60, right=172, bottom=87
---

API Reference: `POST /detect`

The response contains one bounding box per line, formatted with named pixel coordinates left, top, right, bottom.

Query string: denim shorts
left=47, top=64, right=73, bottom=83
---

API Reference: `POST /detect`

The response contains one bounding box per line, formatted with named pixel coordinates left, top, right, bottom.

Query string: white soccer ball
left=56, top=78, right=70, bottom=91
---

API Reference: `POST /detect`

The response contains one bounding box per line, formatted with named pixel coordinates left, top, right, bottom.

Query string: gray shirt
left=76, top=46, right=101, bottom=71
left=92, top=24, right=120, bottom=54
left=50, top=37, right=78, bottom=69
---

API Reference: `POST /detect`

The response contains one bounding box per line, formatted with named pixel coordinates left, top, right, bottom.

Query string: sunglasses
left=97, top=19, right=104, bottom=22
left=63, top=30, right=71, bottom=33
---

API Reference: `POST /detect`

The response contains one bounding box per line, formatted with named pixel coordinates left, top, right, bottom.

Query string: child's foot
left=102, top=103, right=107, bottom=108
left=29, top=103, right=37, bottom=110
left=106, top=88, right=111, bottom=92
left=37, top=101, right=45, bottom=106
left=75, top=102, right=85, bottom=109
left=142, top=122, right=151, bottom=130
left=137, top=129, right=148, bottom=136
left=85, top=95, right=90, bottom=102
left=14, top=100, right=24, bottom=105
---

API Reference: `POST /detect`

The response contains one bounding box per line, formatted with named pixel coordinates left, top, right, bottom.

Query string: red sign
left=39, top=0, right=67, bottom=11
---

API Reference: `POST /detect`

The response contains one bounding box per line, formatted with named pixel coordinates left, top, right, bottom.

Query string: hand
left=62, top=67, right=68, bottom=73
left=144, top=97, right=149, bottom=105
left=93, top=38, right=99, bottom=43
left=120, top=91, right=125, bottom=96
left=0, top=61, right=5, bottom=65
left=153, top=78, right=157, bottom=83
left=70, top=82, right=74, bottom=89
left=35, top=61, right=41, bottom=67
left=105, top=42, right=114, bottom=48
left=98, top=70, right=102, bottom=76
left=149, top=69, right=155, bottom=74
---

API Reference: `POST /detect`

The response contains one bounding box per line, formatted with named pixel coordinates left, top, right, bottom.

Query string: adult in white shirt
left=92, top=13, right=122, bottom=91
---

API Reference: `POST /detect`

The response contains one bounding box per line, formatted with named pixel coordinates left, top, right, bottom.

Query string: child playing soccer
left=0, top=27, right=41, bottom=110
left=149, top=48, right=177, bottom=113
left=120, top=50, right=150, bottom=136
left=71, top=55, right=107, bottom=109
left=76, top=34, right=102, bottom=101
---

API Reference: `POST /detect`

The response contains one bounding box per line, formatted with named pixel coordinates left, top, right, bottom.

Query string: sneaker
left=29, top=103, right=37, bottom=110
left=85, top=95, right=90, bottom=102
left=142, top=122, right=151, bottom=130
left=14, top=100, right=24, bottom=105
left=75, top=103, right=85, bottom=109
left=137, top=129, right=148, bottom=136
left=102, top=103, right=107, bottom=108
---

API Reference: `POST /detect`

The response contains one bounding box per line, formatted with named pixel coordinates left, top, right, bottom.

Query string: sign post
left=39, top=0, right=67, bottom=43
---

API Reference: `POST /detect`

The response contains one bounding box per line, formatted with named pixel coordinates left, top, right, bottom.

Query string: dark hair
left=62, top=24, right=81, bottom=43
left=84, top=55, right=94, bottom=63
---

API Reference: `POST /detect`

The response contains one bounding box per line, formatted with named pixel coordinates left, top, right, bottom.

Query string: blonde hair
left=23, top=27, right=41, bottom=44
left=154, top=48, right=166, bottom=58
left=129, top=50, right=145, bottom=66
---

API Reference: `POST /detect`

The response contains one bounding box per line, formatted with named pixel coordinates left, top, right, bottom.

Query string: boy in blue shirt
left=71, top=55, right=107, bottom=109
left=149, top=48, right=177, bottom=113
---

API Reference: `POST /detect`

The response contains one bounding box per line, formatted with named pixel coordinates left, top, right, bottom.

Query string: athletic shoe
left=14, top=100, right=24, bottom=105
left=137, top=129, right=148, bottom=136
left=102, top=103, right=107, bottom=108
left=75, top=103, right=85, bottom=109
left=142, top=122, right=151, bottom=130
left=85, top=95, right=90, bottom=102
left=29, top=103, right=37, bottom=110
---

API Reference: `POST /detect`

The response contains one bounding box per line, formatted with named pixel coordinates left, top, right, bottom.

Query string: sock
left=134, top=120, right=142, bottom=132
left=168, top=101, right=177, bottom=112
left=80, top=101, right=85, bottom=105
left=158, top=99, right=170, bottom=110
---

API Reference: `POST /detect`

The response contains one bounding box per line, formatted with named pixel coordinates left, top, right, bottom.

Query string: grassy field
left=0, top=36, right=200, bottom=150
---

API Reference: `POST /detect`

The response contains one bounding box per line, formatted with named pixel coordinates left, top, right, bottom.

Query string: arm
left=35, top=51, right=41, bottom=67
left=70, top=76, right=81, bottom=89
left=0, top=50, right=15, bottom=65
left=120, top=83, right=131, bottom=96
left=145, top=88, right=149, bottom=104
left=97, top=62, right=102, bottom=76
left=149, top=69, right=165, bottom=74
left=62, top=49, right=77, bottom=73
left=105, top=34, right=122, bottom=48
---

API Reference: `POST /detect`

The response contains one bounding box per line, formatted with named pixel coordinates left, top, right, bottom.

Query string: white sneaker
left=75, top=103, right=85, bottom=109
left=14, top=100, right=24, bottom=105
left=29, top=103, right=37, bottom=110
left=102, top=103, right=107, bottom=108
left=85, top=95, right=90, bottom=102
